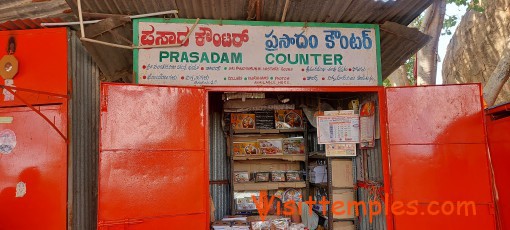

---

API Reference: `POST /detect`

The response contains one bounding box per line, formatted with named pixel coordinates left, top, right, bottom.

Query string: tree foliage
left=443, top=0, right=484, bottom=35
left=385, top=0, right=484, bottom=86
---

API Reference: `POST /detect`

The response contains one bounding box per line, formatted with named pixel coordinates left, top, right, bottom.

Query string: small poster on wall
left=360, top=101, right=376, bottom=148
left=325, top=143, right=357, bottom=156
left=317, top=115, right=359, bottom=144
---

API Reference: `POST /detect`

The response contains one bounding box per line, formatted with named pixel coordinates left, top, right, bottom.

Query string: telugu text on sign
left=134, top=19, right=381, bottom=86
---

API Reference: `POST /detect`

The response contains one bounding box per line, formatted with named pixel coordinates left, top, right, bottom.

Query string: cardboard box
left=233, top=141, right=260, bottom=156
left=332, top=189, right=355, bottom=220
left=333, top=221, right=355, bottom=230
left=231, top=113, right=256, bottom=129
left=282, top=137, right=305, bottom=154
left=274, top=110, right=304, bottom=129
left=258, top=139, right=283, bottom=155
left=331, top=159, right=354, bottom=188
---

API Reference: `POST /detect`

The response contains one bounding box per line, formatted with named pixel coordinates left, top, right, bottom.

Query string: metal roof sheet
left=380, top=21, right=431, bottom=78
left=0, top=0, right=72, bottom=23
left=0, top=18, right=63, bottom=30
left=66, top=0, right=432, bottom=26
left=0, top=0, right=433, bottom=81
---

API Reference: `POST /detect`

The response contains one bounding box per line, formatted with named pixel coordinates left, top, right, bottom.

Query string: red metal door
left=385, top=84, right=496, bottom=229
left=486, top=103, right=510, bottom=229
left=0, top=105, right=67, bottom=230
left=98, top=83, right=208, bottom=229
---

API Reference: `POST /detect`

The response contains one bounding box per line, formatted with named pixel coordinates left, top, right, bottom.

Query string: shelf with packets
left=233, top=154, right=306, bottom=162
left=233, top=181, right=307, bottom=191
left=227, top=110, right=310, bottom=216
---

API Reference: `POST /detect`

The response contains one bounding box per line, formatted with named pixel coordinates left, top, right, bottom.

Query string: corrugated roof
left=380, top=21, right=431, bottom=78
left=0, top=0, right=434, bottom=81
left=65, top=0, right=433, bottom=81
left=67, top=0, right=432, bottom=26
left=0, top=0, right=72, bottom=23
left=0, top=18, right=63, bottom=31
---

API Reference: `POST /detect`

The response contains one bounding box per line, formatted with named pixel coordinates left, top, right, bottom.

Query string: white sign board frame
left=134, top=19, right=382, bottom=87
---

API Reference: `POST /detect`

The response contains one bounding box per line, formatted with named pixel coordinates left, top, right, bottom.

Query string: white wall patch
left=0, top=129, right=16, bottom=154
left=0, top=117, right=13, bottom=124
left=2, top=79, right=15, bottom=101
left=15, top=181, right=26, bottom=197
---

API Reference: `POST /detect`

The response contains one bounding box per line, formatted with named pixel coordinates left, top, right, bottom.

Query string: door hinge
left=100, top=88, right=108, bottom=112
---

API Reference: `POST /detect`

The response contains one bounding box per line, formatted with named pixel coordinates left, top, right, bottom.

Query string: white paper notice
left=317, top=115, right=359, bottom=144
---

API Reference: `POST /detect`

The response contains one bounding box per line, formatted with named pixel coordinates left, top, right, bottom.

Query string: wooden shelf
left=333, top=218, right=356, bottom=221
left=309, top=152, right=357, bottom=159
left=308, top=153, right=327, bottom=159
left=233, top=155, right=305, bottom=162
left=233, top=181, right=306, bottom=191
left=310, top=183, right=328, bottom=188
left=233, top=128, right=305, bottom=134
left=235, top=210, right=259, bottom=215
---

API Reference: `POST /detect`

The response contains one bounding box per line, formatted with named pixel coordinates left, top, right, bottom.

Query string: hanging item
left=0, top=56, right=18, bottom=80
left=0, top=37, right=18, bottom=80
left=360, top=101, right=376, bottom=148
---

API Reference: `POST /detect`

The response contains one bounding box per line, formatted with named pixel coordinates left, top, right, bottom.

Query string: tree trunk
left=417, top=0, right=447, bottom=85
left=483, top=39, right=510, bottom=106
left=387, top=65, right=410, bottom=86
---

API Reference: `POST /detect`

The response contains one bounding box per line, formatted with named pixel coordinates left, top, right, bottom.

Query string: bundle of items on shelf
left=234, top=189, right=303, bottom=212
left=233, top=171, right=304, bottom=183
left=212, top=216, right=249, bottom=230
left=212, top=216, right=306, bottom=230
left=233, top=137, right=305, bottom=156
left=230, top=109, right=304, bottom=130
left=249, top=216, right=305, bottom=230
